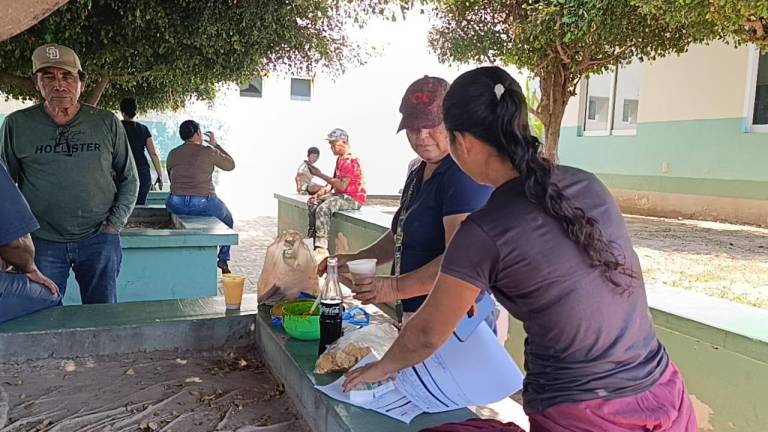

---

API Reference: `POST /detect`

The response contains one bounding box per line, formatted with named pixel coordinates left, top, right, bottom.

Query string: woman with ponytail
left=345, top=67, right=696, bottom=431
left=120, top=97, right=164, bottom=205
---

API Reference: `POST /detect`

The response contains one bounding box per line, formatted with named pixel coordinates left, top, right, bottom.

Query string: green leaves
left=638, top=0, right=768, bottom=51
left=427, top=0, right=766, bottom=157
left=0, top=0, right=395, bottom=111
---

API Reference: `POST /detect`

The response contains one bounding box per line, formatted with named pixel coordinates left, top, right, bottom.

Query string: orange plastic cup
left=222, top=274, right=246, bottom=310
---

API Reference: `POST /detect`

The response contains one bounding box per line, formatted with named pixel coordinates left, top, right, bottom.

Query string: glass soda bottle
left=319, top=257, right=344, bottom=355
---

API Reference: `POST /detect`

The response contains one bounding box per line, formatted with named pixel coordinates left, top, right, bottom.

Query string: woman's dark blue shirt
left=391, top=156, right=493, bottom=313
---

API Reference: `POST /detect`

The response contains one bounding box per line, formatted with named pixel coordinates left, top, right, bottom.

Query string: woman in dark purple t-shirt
left=345, top=67, right=697, bottom=432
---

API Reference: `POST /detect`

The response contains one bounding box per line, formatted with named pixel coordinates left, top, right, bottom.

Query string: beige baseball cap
left=32, top=44, right=82, bottom=75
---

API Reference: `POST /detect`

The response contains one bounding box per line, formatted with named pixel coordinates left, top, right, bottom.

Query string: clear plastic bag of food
left=257, top=230, right=320, bottom=305
left=314, top=323, right=398, bottom=374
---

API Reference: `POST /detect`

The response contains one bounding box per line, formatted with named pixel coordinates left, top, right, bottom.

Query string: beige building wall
left=561, top=89, right=581, bottom=127
left=561, top=42, right=751, bottom=127
left=638, top=42, right=749, bottom=123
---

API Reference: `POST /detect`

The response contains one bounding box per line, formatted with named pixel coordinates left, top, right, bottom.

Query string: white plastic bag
left=314, top=323, right=399, bottom=374
left=257, top=230, right=319, bottom=305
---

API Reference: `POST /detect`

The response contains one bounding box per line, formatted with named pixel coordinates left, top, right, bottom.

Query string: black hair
left=119, top=97, right=138, bottom=119
left=443, top=66, right=632, bottom=292
left=307, top=147, right=320, bottom=156
left=179, top=120, right=201, bottom=141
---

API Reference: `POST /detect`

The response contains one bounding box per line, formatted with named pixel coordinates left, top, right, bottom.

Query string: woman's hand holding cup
left=350, top=275, right=399, bottom=305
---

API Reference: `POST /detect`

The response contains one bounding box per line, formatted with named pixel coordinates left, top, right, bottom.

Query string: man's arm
left=211, top=145, right=235, bottom=171
left=0, top=235, right=60, bottom=295
left=0, top=234, right=36, bottom=273
left=106, top=117, right=139, bottom=232
left=146, top=137, right=164, bottom=188
left=313, top=171, right=347, bottom=191
left=207, top=132, right=235, bottom=171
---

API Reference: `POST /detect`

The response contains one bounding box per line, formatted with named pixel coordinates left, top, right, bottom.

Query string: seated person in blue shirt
left=317, top=76, right=493, bottom=322
left=0, top=161, right=60, bottom=324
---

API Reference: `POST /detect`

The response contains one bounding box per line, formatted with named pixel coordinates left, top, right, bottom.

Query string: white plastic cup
left=346, top=258, right=377, bottom=279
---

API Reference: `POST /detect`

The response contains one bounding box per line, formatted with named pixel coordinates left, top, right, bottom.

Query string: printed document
left=316, top=323, right=523, bottom=423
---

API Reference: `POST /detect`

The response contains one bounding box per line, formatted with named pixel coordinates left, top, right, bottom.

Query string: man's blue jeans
left=166, top=194, right=234, bottom=264
left=33, top=232, right=122, bottom=304
left=0, top=272, right=61, bottom=323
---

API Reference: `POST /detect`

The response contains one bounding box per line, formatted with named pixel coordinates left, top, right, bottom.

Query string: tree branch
left=556, top=40, right=571, bottom=64
left=575, top=46, right=630, bottom=74
left=745, top=18, right=766, bottom=41
left=528, top=105, right=541, bottom=119
left=85, top=77, right=109, bottom=106
left=0, top=72, right=36, bottom=95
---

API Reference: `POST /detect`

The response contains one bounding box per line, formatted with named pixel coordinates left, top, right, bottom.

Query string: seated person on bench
left=0, top=161, right=60, bottom=323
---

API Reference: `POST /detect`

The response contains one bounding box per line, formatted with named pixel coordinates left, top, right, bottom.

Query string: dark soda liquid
left=318, top=300, right=343, bottom=355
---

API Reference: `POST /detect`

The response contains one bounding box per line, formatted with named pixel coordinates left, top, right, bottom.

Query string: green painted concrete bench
left=276, top=192, right=768, bottom=432
left=145, top=190, right=170, bottom=207
left=62, top=206, right=238, bottom=305
left=0, top=296, right=520, bottom=431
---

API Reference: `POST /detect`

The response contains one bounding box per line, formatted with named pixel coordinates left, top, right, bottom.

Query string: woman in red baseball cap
left=318, top=76, right=496, bottom=327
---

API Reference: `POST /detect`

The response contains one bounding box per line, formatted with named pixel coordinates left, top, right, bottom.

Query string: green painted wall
left=62, top=245, right=219, bottom=304
left=62, top=211, right=238, bottom=305
left=559, top=118, right=768, bottom=200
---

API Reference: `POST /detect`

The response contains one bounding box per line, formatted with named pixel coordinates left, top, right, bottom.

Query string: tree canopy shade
left=0, top=0, right=394, bottom=111
left=638, top=1, right=768, bottom=50
left=428, top=0, right=767, bottom=160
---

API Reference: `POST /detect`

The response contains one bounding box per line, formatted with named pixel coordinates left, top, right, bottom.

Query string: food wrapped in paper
left=314, top=323, right=398, bottom=374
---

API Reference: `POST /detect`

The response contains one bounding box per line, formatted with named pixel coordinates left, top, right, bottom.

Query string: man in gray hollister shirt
left=0, top=43, right=138, bottom=304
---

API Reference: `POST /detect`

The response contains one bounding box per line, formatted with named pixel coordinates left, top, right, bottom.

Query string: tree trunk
left=0, top=0, right=68, bottom=42
left=537, top=65, right=572, bottom=164
left=85, top=77, right=109, bottom=106
left=0, top=72, right=37, bottom=96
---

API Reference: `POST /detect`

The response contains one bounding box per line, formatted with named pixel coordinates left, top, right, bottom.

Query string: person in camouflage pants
left=305, top=128, right=367, bottom=255
left=307, top=194, right=360, bottom=249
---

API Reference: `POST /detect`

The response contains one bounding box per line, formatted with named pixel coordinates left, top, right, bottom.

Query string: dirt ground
left=0, top=349, right=309, bottom=432
left=625, top=215, right=768, bottom=309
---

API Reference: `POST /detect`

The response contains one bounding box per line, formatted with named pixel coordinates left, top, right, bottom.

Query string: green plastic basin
left=282, top=301, right=320, bottom=341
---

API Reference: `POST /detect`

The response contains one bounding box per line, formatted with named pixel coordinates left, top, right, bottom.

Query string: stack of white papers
left=316, top=324, right=524, bottom=423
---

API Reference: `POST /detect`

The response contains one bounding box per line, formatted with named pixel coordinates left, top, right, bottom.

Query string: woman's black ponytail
left=445, top=66, right=632, bottom=292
